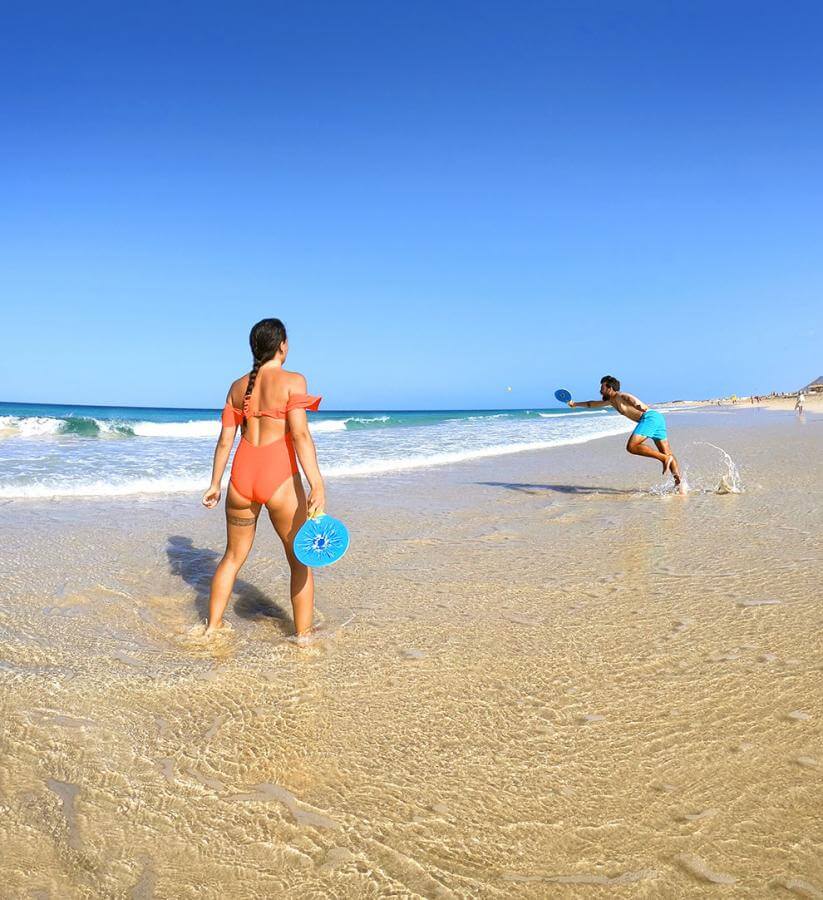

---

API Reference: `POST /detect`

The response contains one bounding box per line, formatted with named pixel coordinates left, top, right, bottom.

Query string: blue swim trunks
left=632, top=409, right=667, bottom=441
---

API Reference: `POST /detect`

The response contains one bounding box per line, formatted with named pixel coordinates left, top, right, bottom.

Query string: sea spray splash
left=684, top=442, right=743, bottom=494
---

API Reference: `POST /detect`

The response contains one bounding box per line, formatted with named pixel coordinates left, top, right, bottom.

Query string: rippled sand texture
left=1, top=409, right=821, bottom=897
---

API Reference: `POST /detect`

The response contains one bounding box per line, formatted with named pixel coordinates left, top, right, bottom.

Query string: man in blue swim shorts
left=569, top=375, right=684, bottom=492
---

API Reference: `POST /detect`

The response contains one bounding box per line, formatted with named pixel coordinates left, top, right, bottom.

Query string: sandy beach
left=675, top=392, right=823, bottom=414
left=1, top=406, right=821, bottom=897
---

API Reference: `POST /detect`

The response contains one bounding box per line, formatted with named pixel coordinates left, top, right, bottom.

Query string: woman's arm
left=289, top=415, right=325, bottom=517
left=287, top=378, right=325, bottom=517
left=203, top=392, right=238, bottom=508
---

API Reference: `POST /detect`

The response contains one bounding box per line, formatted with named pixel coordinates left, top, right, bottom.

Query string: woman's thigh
left=224, top=481, right=261, bottom=562
left=265, top=474, right=307, bottom=554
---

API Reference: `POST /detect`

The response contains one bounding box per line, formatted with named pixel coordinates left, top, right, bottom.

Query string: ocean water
left=0, top=400, right=633, bottom=499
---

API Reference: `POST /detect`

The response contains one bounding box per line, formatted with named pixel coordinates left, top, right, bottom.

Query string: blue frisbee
left=554, top=389, right=572, bottom=404
left=294, top=513, right=350, bottom=567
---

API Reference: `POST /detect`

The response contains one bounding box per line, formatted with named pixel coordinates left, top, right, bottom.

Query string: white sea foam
left=0, top=402, right=637, bottom=499
left=309, top=420, right=348, bottom=433
left=0, top=415, right=63, bottom=437
left=538, top=410, right=609, bottom=418
left=0, top=418, right=634, bottom=498
left=0, top=473, right=216, bottom=499
left=310, top=416, right=390, bottom=433
left=131, top=420, right=221, bottom=438
left=323, top=422, right=633, bottom=478
left=136, top=415, right=391, bottom=437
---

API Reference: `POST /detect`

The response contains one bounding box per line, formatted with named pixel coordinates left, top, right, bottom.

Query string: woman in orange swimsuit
left=201, top=318, right=325, bottom=639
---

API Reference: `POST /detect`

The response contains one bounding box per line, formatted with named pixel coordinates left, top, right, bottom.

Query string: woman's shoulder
left=227, top=374, right=250, bottom=406
left=281, top=369, right=309, bottom=393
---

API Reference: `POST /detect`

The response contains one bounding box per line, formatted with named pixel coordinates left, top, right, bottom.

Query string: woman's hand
left=307, top=482, right=325, bottom=518
left=202, top=484, right=221, bottom=509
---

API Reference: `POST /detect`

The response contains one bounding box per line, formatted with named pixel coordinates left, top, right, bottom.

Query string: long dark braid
left=244, top=318, right=287, bottom=407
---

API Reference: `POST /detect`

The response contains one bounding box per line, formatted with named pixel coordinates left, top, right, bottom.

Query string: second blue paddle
left=554, top=389, right=572, bottom=404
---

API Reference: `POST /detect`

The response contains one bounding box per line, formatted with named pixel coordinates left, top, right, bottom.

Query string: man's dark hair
left=600, top=375, right=620, bottom=391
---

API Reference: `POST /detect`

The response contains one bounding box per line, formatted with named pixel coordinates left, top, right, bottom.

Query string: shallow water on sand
left=1, top=410, right=821, bottom=897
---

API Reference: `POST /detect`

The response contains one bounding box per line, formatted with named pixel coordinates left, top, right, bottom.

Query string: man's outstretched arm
left=569, top=398, right=609, bottom=408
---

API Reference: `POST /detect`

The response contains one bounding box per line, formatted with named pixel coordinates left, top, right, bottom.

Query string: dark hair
left=600, top=374, right=620, bottom=391
left=245, top=318, right=287, bottom=405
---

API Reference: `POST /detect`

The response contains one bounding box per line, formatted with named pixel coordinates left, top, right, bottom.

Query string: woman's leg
left=266, top=474, right=314, bottom=636
left=206, top=482, right=261, bottom=632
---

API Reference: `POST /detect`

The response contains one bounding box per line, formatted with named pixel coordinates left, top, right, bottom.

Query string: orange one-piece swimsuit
left=221, top=391, right=321, bottom=504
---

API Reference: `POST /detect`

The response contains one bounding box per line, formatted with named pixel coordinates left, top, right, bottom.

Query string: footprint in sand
left=677, top=808, right=719, bottom=823
left=784, top=710, right=811, bottom=722
left=737, top=598, right=781, bottom=608
left=671, top=618, right=692, bottom=635
left=228, top=782, right=340, bottom=830
left=578, top=713, right=605, bottom=724
left=50, top=715, right=96, bottom=729
left=112, top=650, right=149, bottom=668
left=400, top=648, right=427, bottom=660
left=708, top=650, right=741, bottom=662
left=793, top=756, right=818, bottom=769
left=675, top=854, right=737, bottom=885
left=502, top=870, right=658, bottom=886
left=775, top=877, right=823, bottom=899
left=130, top=860, right=158, bottom=900
left=318, top=847, right=354, bottom=873
left=46, top=778, right=82, bottom=850
left=651, top=782, right=677, bottom=793
left=503, top=611, right=541, bottom=626
left=545, top=870, right=658, bottom=886
left=184, top=768, right=225, bottom=792
left=204, top=714, right=227, bottom=741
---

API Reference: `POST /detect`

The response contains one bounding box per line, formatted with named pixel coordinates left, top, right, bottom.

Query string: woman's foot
left=292, top=625, right=318, bottom=647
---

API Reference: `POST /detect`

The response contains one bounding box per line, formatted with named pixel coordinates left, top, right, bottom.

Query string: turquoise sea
left=0, top=401, right=633, bottom=499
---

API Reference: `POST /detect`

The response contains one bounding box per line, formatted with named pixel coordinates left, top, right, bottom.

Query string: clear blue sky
left=1, top=1, right=820, bottom=409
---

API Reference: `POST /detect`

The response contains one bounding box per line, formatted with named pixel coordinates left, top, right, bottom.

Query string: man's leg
left=654, top=438, right=682, bottom=486
left=626, top=433, right=668, bottom=465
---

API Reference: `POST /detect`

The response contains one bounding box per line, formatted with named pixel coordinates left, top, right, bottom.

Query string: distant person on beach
left=795, top=392, right=805, bottom=414
left=569, top=375, right=685, bottom=493
left=202, top=318, right=325, bottom=641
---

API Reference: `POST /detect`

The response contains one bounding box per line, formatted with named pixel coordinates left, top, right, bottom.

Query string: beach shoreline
left=1, top=407, right=821, bottom=896
left=666, top=393, right=823, bottom=413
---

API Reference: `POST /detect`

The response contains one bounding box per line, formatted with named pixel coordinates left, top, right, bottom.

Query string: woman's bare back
left=228, top=365, right=306, bottom=446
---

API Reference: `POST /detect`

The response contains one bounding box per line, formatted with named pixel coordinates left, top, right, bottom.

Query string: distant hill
left=801, top=376, right=823, bottom=392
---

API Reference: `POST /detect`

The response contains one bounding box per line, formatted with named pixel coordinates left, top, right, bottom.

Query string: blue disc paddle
left=554, top=389, right=572, bottom=404
left=294, top=513, right=350, bottom=567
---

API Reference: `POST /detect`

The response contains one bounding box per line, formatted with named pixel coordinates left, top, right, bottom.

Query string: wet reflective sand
left=1, top=409, right=821, bottom=896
